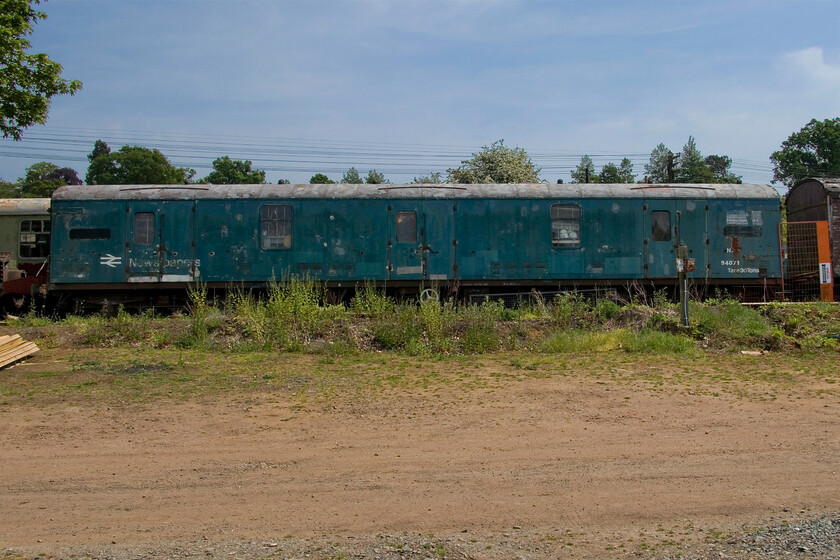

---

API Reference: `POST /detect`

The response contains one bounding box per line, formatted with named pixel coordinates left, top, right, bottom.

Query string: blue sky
left=1, top=0, right=838, bottom=186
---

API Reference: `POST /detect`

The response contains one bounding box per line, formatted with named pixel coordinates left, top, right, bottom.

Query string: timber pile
left=0, top=334, right=39, bottom=369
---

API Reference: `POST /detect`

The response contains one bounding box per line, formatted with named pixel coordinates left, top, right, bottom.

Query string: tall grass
left=16, top=283, right=839, bottom=357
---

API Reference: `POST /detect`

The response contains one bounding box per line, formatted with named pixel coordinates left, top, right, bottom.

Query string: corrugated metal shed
left=54, top=183, right=779, bottom=201
left=0, top=199, right=51, bottom=215
left=786, top=177, right=840, bottom=280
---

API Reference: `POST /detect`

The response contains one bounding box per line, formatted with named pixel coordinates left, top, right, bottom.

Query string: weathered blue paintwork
left=49, top=183, right=781, bottom=291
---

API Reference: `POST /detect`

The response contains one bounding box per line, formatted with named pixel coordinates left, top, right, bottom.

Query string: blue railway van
left=49, top=183, right=782, bottom=307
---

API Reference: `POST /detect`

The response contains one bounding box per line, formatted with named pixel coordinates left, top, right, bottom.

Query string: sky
left=1, top=0, right=839, bottom=187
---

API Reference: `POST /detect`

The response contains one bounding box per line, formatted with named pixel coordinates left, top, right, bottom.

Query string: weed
left=619, top=329, right=699, bottom=356
left=551, top=292, right=591, bottom=328
left=350, top=283, right=395, bottom=316
left=538, top=330, right=617, bottom=353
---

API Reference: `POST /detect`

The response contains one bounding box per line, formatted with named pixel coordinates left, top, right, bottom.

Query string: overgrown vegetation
left=5, top=282, right=840, bottom=357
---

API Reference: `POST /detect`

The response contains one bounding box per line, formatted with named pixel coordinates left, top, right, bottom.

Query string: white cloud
left=779, top=47, right=840, bottom=89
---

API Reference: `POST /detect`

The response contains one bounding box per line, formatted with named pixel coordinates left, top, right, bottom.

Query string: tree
left=447, top=140, right=541, bottom=183
left=202, top=156, right=265, bottom=184
left=704, top=155, right=741, bottom=183
left=645, top=143, right=673, bottom=183
left=87, top=139, right=110, bottom=163
left=309, top=173, right=334, bottom=184
left=364, top=169, right=388, bottom=184
left=1, top=160, right=81, bottom=197
left=18, top=161, right=62, bottom=196
left=412, top=172, right=443, bottom=184
left=16, top=160, right=69, bottom=196
left=617, top=158, right=636, bottom=183
left=675, top=136, right=714, bottom=183
left=86, top=142, right=193, bottom=185
left=1, top=0, right=82, bottom=140
left=598, top=162, right=620, bottom=183
left=341, top=167, right=363, bottom=184
left=570, top=155, right=598, bottom=183
left=277, top=179, right=290, bottom=184
left=770, top=118, right=840, bottom=188
left=0, top=179, right=16, bottom=197
left=595, top=158, right=635, bottom=184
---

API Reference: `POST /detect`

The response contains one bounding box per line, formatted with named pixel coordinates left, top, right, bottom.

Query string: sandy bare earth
left=1, top=351, right=839, bottom=559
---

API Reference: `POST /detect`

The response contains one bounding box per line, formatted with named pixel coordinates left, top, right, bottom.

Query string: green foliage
left=538, top=330, right=615, bottom=353
left=371, top=305, right=423, bottom=351
left=598, top=162, right=620, bottom=183
left=341, top=167, right=363, bottom=184
left=418, top=295, right=458, bottom=353
left=179, top=283, right=214, bottom=347
left=645, top=143, right=672, bottom=183
left=263, top=276, right=345, bottom=348
left=0, top=179, right=16, bottom=197
left=618, top=329, right=698, bottom=355
left=202, top=156, right=265, bottom=184
left=88, top=139, right=109, bottom=162
left=349, top=284, right=395, bottom=316
left=364, top=169, right=388, bottom=184
left=458, top=303, right=501, bottom=353
left=597, top=159, right=636, bottom=184
left=551, top=293, right=591, bottom=328
left=705, top=155, right=741, bottom=183
left=86, top=142, right=194, bottom=185
left=617, top=158, right=636, bottom=183
left=309, top=173, right=335, bottom=184
left=0, top=0, right=82, bottom=140
left=83, top=308, right=176, bottom=348
left=690, top=299, right=774, bottom=348
left=595, top=298, right=622, bottom=320
left=7, top=160, right=82, bottom=197
left=571, top=155, right=598, bottom=184
left=645, top=138, right=740, bottom=184
left=676, top=136, right=715, bottom=183
left=411, top=172, right=443, bottom=184
left=770, top=117, right=840, bottom=187
left=760, top=302, right=840, bottom=351
left=447, top=140, right=541, bottom=184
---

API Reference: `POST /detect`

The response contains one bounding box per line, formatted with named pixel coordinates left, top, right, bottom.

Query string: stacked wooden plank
left=0, top=334, right=39, bottom=369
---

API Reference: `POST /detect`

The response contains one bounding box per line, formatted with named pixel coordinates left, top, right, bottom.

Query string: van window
left=19, top=220, right=50, bottom=258
left=134, top=212, right=156, bottom=244
left=551, top=204, right=580, bottom=247
left=396, top=211, right=417, bottom=243
left=651, top=211, right=671, bottom=241
left=261, top=205, right=292, bottom=250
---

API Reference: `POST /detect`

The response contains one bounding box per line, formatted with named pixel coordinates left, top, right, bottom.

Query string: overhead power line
left=0, top=127, right=776, bottom=184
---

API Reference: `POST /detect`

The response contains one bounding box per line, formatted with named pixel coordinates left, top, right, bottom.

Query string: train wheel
left=419, top=288, right=438, bottom=303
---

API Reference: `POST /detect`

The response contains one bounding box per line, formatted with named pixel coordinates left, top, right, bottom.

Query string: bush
left=551, top=292, right=591, bottom=328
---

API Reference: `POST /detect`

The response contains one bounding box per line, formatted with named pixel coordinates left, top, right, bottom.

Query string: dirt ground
left=1, top=347, right=839, bottom=559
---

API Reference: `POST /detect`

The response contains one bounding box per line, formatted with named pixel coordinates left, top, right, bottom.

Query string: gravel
left=3, top=512, right=839, bottom=560
left=655, top=513, right=840, bottom=560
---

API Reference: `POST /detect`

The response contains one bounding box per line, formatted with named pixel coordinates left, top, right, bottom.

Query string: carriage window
left=396, top=211, right=417, bottom=243
left=261, top=204, right=292, bottom=250
left=19, top=220, right=50, bottom=258
left=651, top=211, right=671, bottom=241
left=69, top=228, right=111, bottom=240
left=134, top=212, right=155, bottom=244
left=551, top=204, right=580, bottom=248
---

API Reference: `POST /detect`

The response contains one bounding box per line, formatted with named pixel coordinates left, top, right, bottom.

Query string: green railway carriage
left=48, top=183, right=782, bottom=306
left=0, top=198, right=51, bottom=311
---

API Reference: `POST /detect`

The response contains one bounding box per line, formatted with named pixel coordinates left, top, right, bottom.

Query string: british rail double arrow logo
left=100, top=254, right=122, bottom=268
